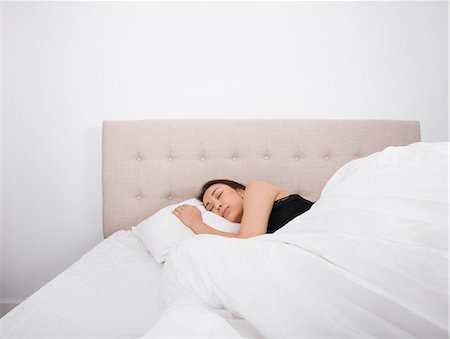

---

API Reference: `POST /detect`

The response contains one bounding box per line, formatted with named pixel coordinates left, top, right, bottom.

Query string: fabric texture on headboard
left=102, top=119, right=420, bottom=238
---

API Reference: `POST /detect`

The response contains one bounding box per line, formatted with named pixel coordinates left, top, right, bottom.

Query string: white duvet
left=160, top=142, right=449, bottom=338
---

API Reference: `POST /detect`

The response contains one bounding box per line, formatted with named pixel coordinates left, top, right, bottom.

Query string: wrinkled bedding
left=141, top=299, right=261, bottom=338
left=0, top=227, right=259, bottom=339
left=161, top=142, right=449, bottom=338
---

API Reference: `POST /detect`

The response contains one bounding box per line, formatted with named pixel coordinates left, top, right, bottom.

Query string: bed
left=1, top=119, right=448, bottom=338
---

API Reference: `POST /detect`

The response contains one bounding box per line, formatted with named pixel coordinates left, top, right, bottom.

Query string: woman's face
left=202, top=184, right=244, bottom=223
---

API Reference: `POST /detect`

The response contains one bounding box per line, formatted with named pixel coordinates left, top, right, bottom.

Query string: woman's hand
left=172, top=204, right=203, bottom=233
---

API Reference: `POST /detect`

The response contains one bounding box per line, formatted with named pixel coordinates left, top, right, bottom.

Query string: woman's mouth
left=222, top=206, right=229, bottom=218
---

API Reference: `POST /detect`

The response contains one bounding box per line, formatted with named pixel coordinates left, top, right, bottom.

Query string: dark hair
left=197, top=179, right=246, bottom=202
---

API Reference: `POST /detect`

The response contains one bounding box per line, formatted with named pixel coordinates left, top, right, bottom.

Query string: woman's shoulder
left=246, top=180, right=277, bottom=191
left=246, top=180, right=293, bottom=201
left=246, top=179, right=271, bottom=187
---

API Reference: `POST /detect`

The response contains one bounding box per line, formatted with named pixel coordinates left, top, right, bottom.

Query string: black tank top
left=266, top=194, right=314, bottom=234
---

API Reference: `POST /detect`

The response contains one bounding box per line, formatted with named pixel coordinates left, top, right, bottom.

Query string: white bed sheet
left=1, top=231, right=164, bottom=338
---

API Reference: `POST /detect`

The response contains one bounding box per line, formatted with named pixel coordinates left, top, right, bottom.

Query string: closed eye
left=206, top=191, right=222, bottom=212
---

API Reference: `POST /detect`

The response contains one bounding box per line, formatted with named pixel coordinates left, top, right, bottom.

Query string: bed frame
left=102, top=119, right=420, bottom=238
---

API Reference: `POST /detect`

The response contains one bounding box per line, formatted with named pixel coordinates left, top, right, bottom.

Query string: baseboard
left=0, top=299, right=22, bottom=304
left=0, top=302, right=20, bottom=318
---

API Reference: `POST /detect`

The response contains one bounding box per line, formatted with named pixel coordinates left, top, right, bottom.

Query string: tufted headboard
left=102, top=119, right=420, bottom=238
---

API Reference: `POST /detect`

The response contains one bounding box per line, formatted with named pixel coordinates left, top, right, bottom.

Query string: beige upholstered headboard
left=102, top=119, right=420, bottom=238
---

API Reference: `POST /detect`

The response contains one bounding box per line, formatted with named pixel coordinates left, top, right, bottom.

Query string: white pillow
left=132, top=198, right=240, bottom=263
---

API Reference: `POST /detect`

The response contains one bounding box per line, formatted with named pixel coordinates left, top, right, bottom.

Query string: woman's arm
left=191, top=221, right=239, bottom=238
left=172, top=204, right=239, bottom=238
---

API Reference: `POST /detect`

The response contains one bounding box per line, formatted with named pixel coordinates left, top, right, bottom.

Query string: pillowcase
left=132, top=198, right=240, bottom=263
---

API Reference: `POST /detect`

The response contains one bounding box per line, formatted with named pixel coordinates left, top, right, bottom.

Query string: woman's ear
left=237, top=188, right=244, bottom=198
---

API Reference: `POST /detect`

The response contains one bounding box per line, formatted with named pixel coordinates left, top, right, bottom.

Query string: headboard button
left=136, top=195, right=142, bottom=200
left=168, top=157, right=173, bottom=161
left=200, top=157, right=205, bottom=161
left=263, top=155, right=269, bottom=160
left=168, top=195, right=173, bottom=200
left=232, top=156, right=237, bottom=161
left=137, top=157, right=141, bottom=161
left=294, top=156, right=299, bottom=160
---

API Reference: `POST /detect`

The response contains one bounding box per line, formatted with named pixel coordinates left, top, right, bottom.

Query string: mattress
left=1, top=231, right=163, bottom=338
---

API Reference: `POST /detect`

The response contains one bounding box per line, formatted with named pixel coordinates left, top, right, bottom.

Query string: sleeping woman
left=172, top=179, right=314, bottom=239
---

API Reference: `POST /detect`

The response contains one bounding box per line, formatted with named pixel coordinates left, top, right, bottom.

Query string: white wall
left=1, top=1, right=448, bottom=302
